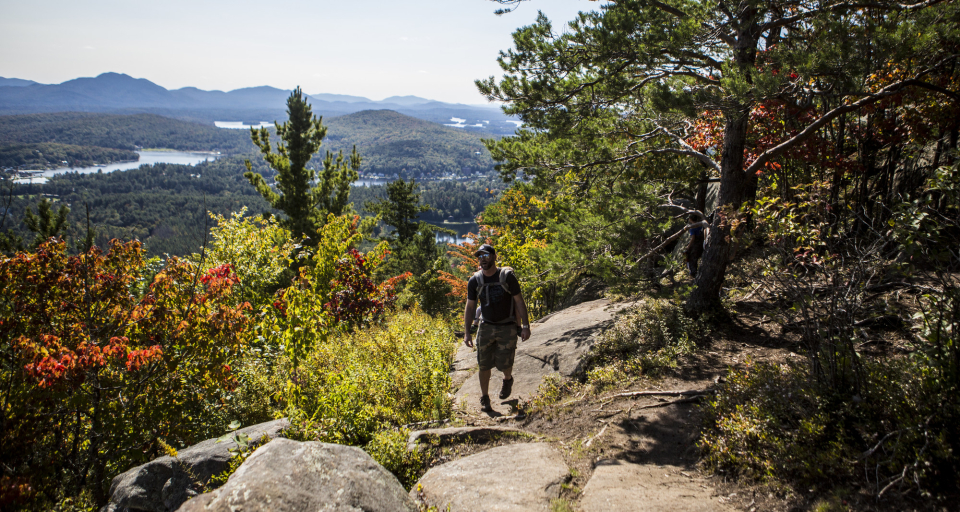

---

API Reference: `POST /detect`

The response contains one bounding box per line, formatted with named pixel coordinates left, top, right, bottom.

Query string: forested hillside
left=0, top=112, right=254, bottom=153
left=0, top=110, right=497, bottom=177
left=2, top=160, right=500, bottom=256
left=351, top=178, right=504, bottom=223
left=0, top=142, right=139, bottom=168
left=320, top=110, right=496, bottom=177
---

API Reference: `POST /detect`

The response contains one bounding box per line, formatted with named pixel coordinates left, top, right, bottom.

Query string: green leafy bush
left=287, top=308, right=456, bottom=446
left=584, top=298, right=705, bottom=385
left=365, top=429, right=425, bottom=489
left=700, top=358, right=960, bottom=499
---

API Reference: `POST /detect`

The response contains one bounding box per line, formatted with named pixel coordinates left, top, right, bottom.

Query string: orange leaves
left=125, top=345, right=162, bottom=371
left=1, top=238, right=249, bottom=390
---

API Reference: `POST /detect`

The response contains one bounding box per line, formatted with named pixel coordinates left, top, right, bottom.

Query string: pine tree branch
left=759, top=0, right=951, bottom=33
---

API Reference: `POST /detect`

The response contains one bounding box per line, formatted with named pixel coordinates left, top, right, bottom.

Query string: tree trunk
left=685, top=8, right=761, bottom=315
left=686, top=112, right=752, bottom=314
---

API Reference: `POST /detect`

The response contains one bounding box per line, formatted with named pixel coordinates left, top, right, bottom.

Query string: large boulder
left=100, top=419, right=289, bottom=512
left=178, top=438, right=417, bottom=512
left=413, top=442, right=568, bottom=512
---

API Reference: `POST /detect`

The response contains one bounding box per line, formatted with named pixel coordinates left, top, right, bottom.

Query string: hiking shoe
left=499, top=377, right=514, bottom=399
left=479, top=395, right=493, bottom=412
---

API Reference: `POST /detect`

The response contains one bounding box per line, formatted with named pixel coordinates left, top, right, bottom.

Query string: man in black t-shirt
left=463, top=244, right=531, bottom=412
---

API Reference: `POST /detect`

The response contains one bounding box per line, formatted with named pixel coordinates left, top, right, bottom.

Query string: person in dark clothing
left=463, top=244, right=531, bottom=412
left=685, top=215, right=705, bottom=278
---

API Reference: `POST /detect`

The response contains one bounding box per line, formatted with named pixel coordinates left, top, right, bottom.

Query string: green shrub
left=288, top=308, right=456, bottom=446
left=365, top=429, right=425, bottom=489
left=700, top=358, right=960, bottom=499
left=584, top=298, right=705, bottom=384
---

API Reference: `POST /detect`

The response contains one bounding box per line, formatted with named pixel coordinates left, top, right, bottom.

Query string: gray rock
left=455, top=298, right=637, bottom=414
left=580, top=460, right=731, bottom=512
left=178, top=438, right=417, bottom=512
left=557, top=277, right=606, bottom=310
left=407, top=426, right=526, bottom=451
left=101, top=418, right=289, bottom=512
left=412, top=442, right=568, bottom=512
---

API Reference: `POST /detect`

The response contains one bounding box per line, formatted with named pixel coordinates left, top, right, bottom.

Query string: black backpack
left=473, top=267, right=517, bottom=325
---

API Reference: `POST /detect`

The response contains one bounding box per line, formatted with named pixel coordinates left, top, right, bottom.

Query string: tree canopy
left=479, top=0, right=960, bottom=313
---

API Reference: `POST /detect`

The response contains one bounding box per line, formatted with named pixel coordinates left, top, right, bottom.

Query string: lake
left=435, top=221, right=477, bottom=245
left=13, top=151, right=221, bottom=184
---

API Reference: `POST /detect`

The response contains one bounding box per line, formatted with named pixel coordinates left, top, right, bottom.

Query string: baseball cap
left=473, top=244, right=496, bottom=257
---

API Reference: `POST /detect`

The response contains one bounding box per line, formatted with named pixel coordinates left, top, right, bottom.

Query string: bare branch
left=634, top=219, right=708, bottom=265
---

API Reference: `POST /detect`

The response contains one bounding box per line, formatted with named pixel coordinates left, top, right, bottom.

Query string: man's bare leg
left=480, top=368, right=512, bottom=397
left=479, top=369, right=491, bottom=397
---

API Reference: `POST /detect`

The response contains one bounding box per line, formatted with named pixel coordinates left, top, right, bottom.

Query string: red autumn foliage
left=325, top=248, right=410, bottom=330
left=0, top=239, right=250, bottom=506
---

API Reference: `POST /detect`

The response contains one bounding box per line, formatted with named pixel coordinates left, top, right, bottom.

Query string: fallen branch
left=612, top=389, right=712, bottom=398
left=585, top=425, right=608, bottom=448
left=592, top=409, right=623, bottom=418
left=741, top=283, right=765, bottom=302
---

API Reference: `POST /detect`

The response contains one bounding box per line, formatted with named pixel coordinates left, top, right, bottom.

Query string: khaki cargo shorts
left=476, top=322, right=518, bottom=372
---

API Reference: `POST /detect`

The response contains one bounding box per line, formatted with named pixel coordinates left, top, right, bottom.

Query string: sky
left=0, top=0, right=602, bottom=105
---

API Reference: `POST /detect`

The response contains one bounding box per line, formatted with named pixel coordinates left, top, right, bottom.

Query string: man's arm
left=513, top=293, right=531, bottom=341
left=464, top=299, right=477, bottom=348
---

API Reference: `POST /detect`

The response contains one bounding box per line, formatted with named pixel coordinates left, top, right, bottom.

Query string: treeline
left=351, top=179, right=503, bottom=222
left=0, top=142, right=139, bottom=169
left=2, top=159, right=500, bottom=256
left=0, top=112, right=255, bottom=154
left=5, top=157, right=273, bottom=256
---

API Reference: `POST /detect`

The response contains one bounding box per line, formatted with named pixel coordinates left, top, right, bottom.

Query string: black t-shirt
left=467, top=268, right=521, bottom=324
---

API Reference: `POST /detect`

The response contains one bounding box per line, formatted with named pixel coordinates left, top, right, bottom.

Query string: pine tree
left=23, top=198, right=69, bottom=247
left=244, top=87, right=360, bottom=244
left=364, top=178, right=431, bottom=244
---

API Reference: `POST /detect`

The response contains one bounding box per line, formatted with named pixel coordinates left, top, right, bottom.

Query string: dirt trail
left=439, top=297, right=796, bottom=511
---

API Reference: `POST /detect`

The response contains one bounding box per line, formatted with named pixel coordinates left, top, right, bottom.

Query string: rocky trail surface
left=415, top=297, right=794, bottom=511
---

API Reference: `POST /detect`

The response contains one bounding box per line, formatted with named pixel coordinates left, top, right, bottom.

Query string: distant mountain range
left=0, top=73, right=516, bottom=135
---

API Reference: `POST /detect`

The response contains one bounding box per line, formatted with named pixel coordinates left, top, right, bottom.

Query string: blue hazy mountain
left=0, top=77, right=41, bottom=87
left=0, top=73, right=515, bottom=135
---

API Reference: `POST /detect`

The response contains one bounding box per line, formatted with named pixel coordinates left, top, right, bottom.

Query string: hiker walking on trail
left=684, top=215, right=705, bottom=278
left=463, top=244, right=531, bottom=412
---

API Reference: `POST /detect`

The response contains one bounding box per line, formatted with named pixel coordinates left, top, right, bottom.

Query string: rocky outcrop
left=178, top=438, right=417, bottom=512
left=413, top=442, right=568, bottom=512
left=100, top=419, right=289, bottom=512
left=580, top=460, right=731, bottom=512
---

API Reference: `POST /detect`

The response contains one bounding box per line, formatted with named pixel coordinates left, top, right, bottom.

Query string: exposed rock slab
left=455, top=298, right=636, bottom=414
left=101, top=418, right=289, bottom=512
left=407, top=426, right=526, bottom=451
left=413, top=442, right=568, bottom=512
left=580, top=460, right=732, bottom=512
left=178, top=438, right=416, bottom=512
